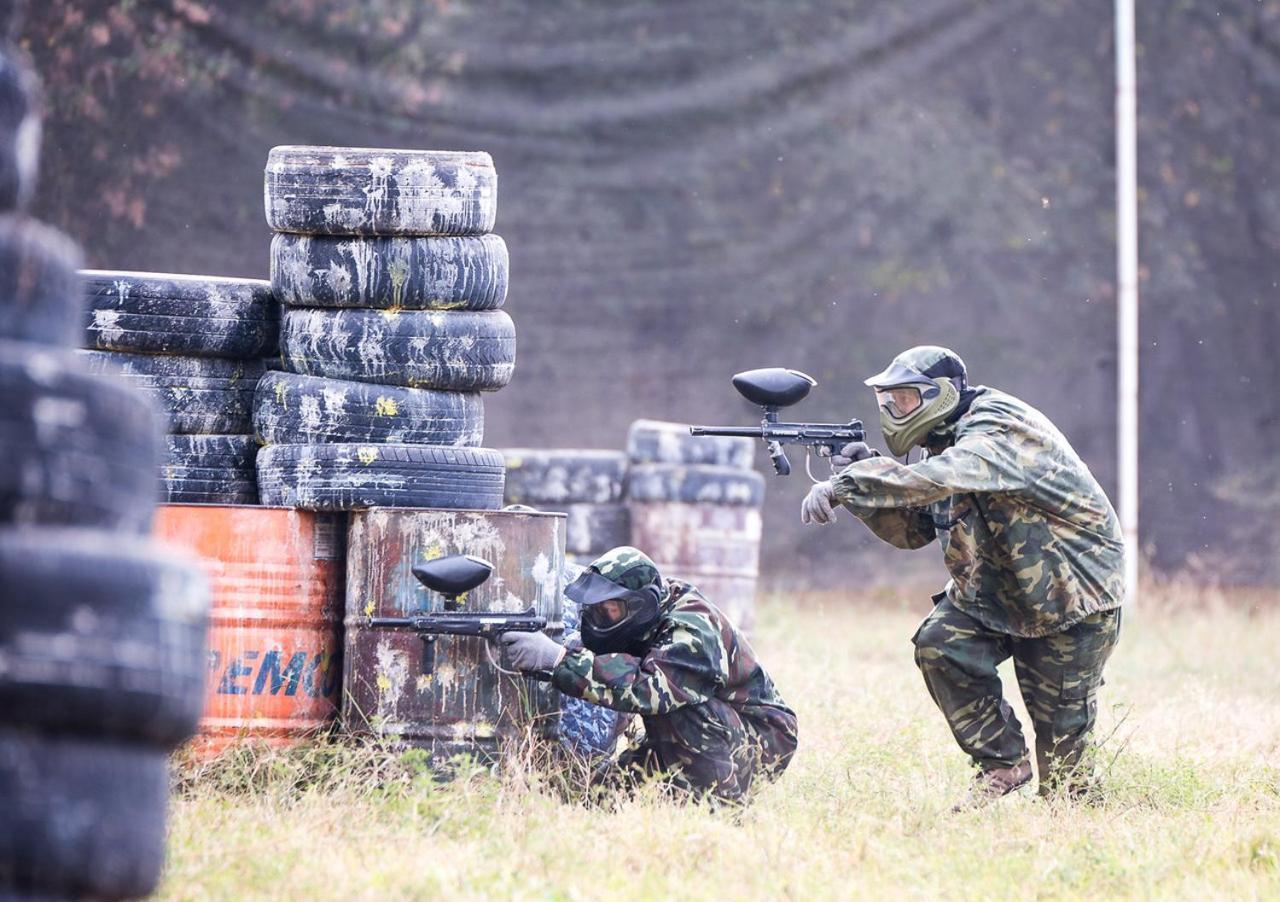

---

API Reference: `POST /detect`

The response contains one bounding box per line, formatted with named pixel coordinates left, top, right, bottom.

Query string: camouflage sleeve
left=549, top=614, right=722, bottom=715
left=832, top=414, right=1027, bottom=509
left=844, top=504, right=937, bottom=549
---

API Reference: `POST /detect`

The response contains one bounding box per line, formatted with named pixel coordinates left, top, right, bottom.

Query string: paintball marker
left=366, top=554, right=552, bottom=681
left=690, top=368, right=864, bottom=478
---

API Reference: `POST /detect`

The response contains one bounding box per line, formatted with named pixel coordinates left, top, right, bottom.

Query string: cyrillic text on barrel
left=154, top=505, right=345, bottom=754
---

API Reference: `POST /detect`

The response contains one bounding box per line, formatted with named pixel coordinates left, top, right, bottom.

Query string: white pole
left=1116, top=0, right=1140, bottom=605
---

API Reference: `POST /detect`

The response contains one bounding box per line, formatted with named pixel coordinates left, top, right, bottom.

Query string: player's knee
left=912, top=617, right=952, bottom=659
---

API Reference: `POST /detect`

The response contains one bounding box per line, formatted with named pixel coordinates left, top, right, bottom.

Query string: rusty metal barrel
left=153, top=505, right=345, bottom=754
left=627, top=501, right=762, bottom=632
left=625, top=420, right=764, bottom=632
left=343, top=508, right=564, bottom=760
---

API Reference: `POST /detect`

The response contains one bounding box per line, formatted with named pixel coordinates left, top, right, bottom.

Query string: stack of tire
left=0, top=46, right=210, bottom=899
left=624, top=420, right=765, bottom=632
left=79, top=270, right=277, bottom=505
left=500, top=449, right=630, bottom=565
left=257, top=146, right=512, bottom=511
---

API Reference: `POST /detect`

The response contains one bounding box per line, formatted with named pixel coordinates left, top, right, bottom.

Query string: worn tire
left=164, top=434, right=258, bottom=504
left=80, top=351, right=264, bottom=434
left=81, top=270, right=277, bottom=358
left=255, top=371, right=484, bottom=447
left=166, top=433, right=257, bottom=469
left=0, top=730, right=169, bottom=899
left=265, top=146, right=498, bottom=236
left=625, top=463, right=766, bottom=506
left=0, top=529, right=209, bottom=745
left=0, top=48, right=39, bottom=210
left=271, top=232, right=507, bottom=310
left=0, top=216, right=83, bottom=346
left=501, top=449, right=627, bottom=505
left=281, top=307, right=516, bottom=391
left=628, top=419, right=756, bottom=469
left=257, top=443, right=505, bottom=511
left=543, top=502, right=631, bottom=555
left=0, top=342, right=161, bottom=533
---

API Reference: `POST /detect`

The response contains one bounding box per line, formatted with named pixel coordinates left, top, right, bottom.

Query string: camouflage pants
left=912, top=597, right=1121, bottom=794
left=615, top=700, right=798, bottom=803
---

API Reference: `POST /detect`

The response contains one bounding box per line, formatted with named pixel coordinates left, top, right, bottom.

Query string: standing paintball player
left=800, top=345, right=1124, bottom=810
left=499, top=546, right=798, bottom=804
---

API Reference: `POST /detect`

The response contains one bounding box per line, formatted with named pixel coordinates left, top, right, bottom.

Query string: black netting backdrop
left=13, top=1, right=1280, bottom=587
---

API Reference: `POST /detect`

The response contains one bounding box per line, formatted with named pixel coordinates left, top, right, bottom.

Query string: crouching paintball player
left=800, top=345, right=1124, bottom=810
left=499, top=546, right=798, bottom=804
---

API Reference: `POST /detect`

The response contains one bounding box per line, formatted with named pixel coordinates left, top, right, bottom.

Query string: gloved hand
left=800, top=479, right=840, bottom=526
left=829, top=441, right=881, bottom=472
left=499, top=630, right=566, bottom=673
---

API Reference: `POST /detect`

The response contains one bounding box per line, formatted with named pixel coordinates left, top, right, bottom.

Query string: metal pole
left=1116, top=0, right=1140, bottom=605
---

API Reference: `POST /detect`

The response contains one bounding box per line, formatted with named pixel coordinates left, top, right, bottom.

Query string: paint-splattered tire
left=543, top=502, right=631, bottom=555
left=280, top=307, right=516, bottom=391
left=254, top=371, right=484, bottom=447
left=0, top=216, right=83, bottom=346
left=81, top=270, right=278, bottom=358
left=628, top=419, right=756, bottom=469
left=501, top=449, right=627, bottom=505
left=80, top=351, right=264, bottom=434
left=625, top=463, right=766, bottom=506
left=0, top=528, right=209, bottom=745
left=270, top=232, right=507, bottom=310
left=0, top=342, right=161, bottom=533
left=163, top=435, right=258, bottom=504
left=256, top=443, right=506, bottom=511
left=0, top=729, right=170, bottom=899
left=265, top=146, right=497, bottom=236
left=0, top=49, right=40, bottom=211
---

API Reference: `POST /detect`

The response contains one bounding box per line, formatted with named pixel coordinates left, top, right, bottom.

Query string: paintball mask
left=864, top=345, right=967, bottom=456
left=566, top=546, right=664, bottom=655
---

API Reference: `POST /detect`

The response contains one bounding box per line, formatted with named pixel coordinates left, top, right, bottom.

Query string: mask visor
left=565, top=570, right=636, bottom=607
left=875, top=386, right=924, bottom=418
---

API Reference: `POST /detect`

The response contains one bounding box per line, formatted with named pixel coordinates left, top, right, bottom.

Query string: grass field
left=161, top=587, right=1280, bottom=900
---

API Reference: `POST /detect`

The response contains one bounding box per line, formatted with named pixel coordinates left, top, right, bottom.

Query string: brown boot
left=950, top=761, right=1033, bottom=812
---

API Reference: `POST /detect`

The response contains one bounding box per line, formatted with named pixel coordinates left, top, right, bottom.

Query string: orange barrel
left=153, top=505, right=345, bottom=755
left=627, top=501, right=761, bottom=632
left=344, top=508, right=564, bottom=760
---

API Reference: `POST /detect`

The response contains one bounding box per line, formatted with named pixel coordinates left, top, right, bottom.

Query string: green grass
left=161, top=590, right=1280, bottom=900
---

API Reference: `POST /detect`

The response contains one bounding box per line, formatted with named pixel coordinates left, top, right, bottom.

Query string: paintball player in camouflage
left=800, top=346, right=1124, bottom=810
left=500, top=546, right=798, bottom=804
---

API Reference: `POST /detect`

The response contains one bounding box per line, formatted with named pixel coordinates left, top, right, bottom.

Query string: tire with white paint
left=627, top=419, right=756, bottom=469
left=256, top=443, right=505, bottom=511
left=280, top=307, right=516, bottom=391
left=166, top=433, right=257, bottom=470
left=265, top=146, right=497, bottom=236
left=81, top=270, right=278, bottom=358
left=0, top=49, right=40, bottom=211
left=0, top=216, right=83, bottom=346
left=0, top=342, right=161, bottom=533
left=501, top=449, right=628, bottom=505
left=0, top=730, right=169, bottom=899
left=164, top=434, right=258, bottom=504
left=625, top=463, right=766, bottom=506
left=80, top=351, right=264, bottom=434
left=543, top=502, right=631, bottom=554
left=254, top=370, right=484, bottom=446
left=0, top=528, right=209, bottom=745
left=271, top=232, right=507, bottom=310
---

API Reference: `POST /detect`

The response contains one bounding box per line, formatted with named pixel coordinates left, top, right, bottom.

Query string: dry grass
left=160, top=588, right=1280, bottom=900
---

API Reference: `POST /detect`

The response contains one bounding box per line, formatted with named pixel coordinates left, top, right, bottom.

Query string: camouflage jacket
left=833, top=388, right=1125, bottom=637
left=551, top=579, right=795, bottom=725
